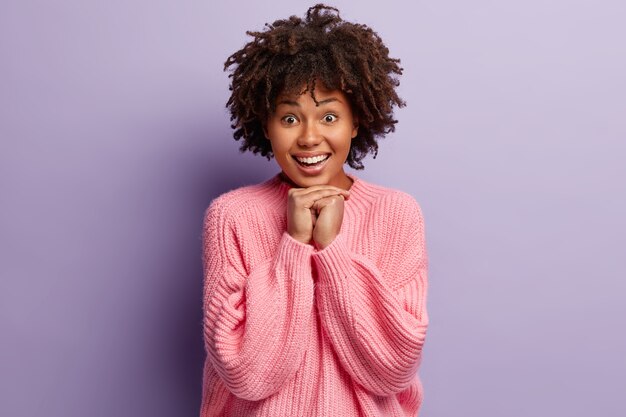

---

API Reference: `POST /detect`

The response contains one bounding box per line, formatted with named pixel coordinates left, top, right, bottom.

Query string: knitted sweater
left=200, top=173, right=429, bottom=417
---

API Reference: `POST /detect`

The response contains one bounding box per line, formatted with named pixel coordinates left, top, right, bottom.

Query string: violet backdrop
left=1, top=0, right=625, bottom=416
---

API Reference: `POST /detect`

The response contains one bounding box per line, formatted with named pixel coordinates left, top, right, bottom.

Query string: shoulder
left=205, top=184, right=256, bottom=219
left=354, top=177, right=424, bottom=223
left=203, top=177, right=285, bottom=230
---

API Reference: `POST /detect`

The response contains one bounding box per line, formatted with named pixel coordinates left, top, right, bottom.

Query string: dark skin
left=263, top=85, right=357, bottom=249
left=224, top=4, right=405, bottom=171
left=287, top=185, right=349, bottom=249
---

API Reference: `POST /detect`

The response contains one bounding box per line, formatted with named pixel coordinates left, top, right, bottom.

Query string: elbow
left=227, top=382, right=281, bottom=402
left=361, top=361, right=422, bottom=396
left=358, top=340, right=426, bottom=396
left=214, top=354, right=301, bottom=401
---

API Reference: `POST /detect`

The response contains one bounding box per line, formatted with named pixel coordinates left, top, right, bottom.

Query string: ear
left=351, top=118, right=359, bottom=139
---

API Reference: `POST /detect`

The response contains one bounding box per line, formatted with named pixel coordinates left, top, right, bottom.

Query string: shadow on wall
left=164, top=124, right=277, bottom=414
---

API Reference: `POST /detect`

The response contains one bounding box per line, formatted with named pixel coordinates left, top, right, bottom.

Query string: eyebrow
left=277, top=97, right=341, bottom=107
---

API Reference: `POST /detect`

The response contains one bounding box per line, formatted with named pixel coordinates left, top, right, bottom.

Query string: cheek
left=267, top=135, right=292, bottom=159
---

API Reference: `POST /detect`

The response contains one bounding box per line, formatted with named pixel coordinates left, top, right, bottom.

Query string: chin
left=300, top=178, right=329, bottom=187
left=283, top=171, right=330, bottom=188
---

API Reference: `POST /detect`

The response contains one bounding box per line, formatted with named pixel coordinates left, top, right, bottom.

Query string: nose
left=297, top=120, right=323, bottom=148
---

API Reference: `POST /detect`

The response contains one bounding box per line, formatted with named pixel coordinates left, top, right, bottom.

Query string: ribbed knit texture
left=200, top=173, right=429, bottom=417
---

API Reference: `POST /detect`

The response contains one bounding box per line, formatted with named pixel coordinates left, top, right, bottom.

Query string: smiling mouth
left=292, top=154, right=331, bottom=167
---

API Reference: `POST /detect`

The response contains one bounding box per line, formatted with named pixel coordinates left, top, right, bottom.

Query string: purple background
left=2, top=1, right=625, bottom=416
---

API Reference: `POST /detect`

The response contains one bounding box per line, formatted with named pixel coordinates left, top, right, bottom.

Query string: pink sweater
left=200, top=173, right=429, bottom=417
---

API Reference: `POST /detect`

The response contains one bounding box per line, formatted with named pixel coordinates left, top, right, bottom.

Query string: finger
left=291, top=185, right=351, bottom=199
left=305, top=191, right=348, bottom=209
left=293, top=189, right=350, bottom=208
left=311, top=195, right=345, bottom=212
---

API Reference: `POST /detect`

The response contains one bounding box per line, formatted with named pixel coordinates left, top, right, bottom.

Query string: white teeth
left=295, top=154, right=329, bottom=164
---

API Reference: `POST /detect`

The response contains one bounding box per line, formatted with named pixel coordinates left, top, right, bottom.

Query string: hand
left=287, top=185, right=350, bottom=246
left=311, top=194, right=346, bottom=249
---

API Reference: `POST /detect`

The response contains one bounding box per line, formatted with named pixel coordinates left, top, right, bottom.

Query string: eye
left=323, top=114, right=338, bottom=123
left=281, top=115, right=298, bottom=125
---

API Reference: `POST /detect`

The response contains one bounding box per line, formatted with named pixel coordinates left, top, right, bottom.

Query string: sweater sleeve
left=311, top=194, right=429, bottom=396
left=201, top=199, right=315, bottom=401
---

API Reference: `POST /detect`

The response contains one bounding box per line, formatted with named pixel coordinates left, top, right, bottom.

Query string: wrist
left=314, top=236, right=335, bottom=250
left=289, top=232, right=311, bottom=245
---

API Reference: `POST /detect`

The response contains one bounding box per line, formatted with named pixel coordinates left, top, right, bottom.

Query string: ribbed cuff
left=311, top=233, right=353, bottom=282
left=276, top=231, right=314, bottom=272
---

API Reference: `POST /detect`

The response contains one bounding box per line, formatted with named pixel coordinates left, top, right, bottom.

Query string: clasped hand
left=287, top=185, right=350, bottom=249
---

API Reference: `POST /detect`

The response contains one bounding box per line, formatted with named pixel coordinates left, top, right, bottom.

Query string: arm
left=311, top=194, right=429, bottom=396
left=201, top=200, right=315, bottom=401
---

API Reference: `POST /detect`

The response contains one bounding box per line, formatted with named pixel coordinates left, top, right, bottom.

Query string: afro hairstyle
left=223, top=3, right=405, bottom=169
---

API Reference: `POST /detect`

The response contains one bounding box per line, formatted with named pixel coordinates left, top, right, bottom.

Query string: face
left=264, top=84, right=358, bottom=190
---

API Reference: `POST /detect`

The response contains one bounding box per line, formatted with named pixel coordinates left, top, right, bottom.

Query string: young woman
left=200, top=4, right=429, bottom=416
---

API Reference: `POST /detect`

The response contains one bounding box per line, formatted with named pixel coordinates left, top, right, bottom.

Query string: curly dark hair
left=223, top=3, right=405, bottom=170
